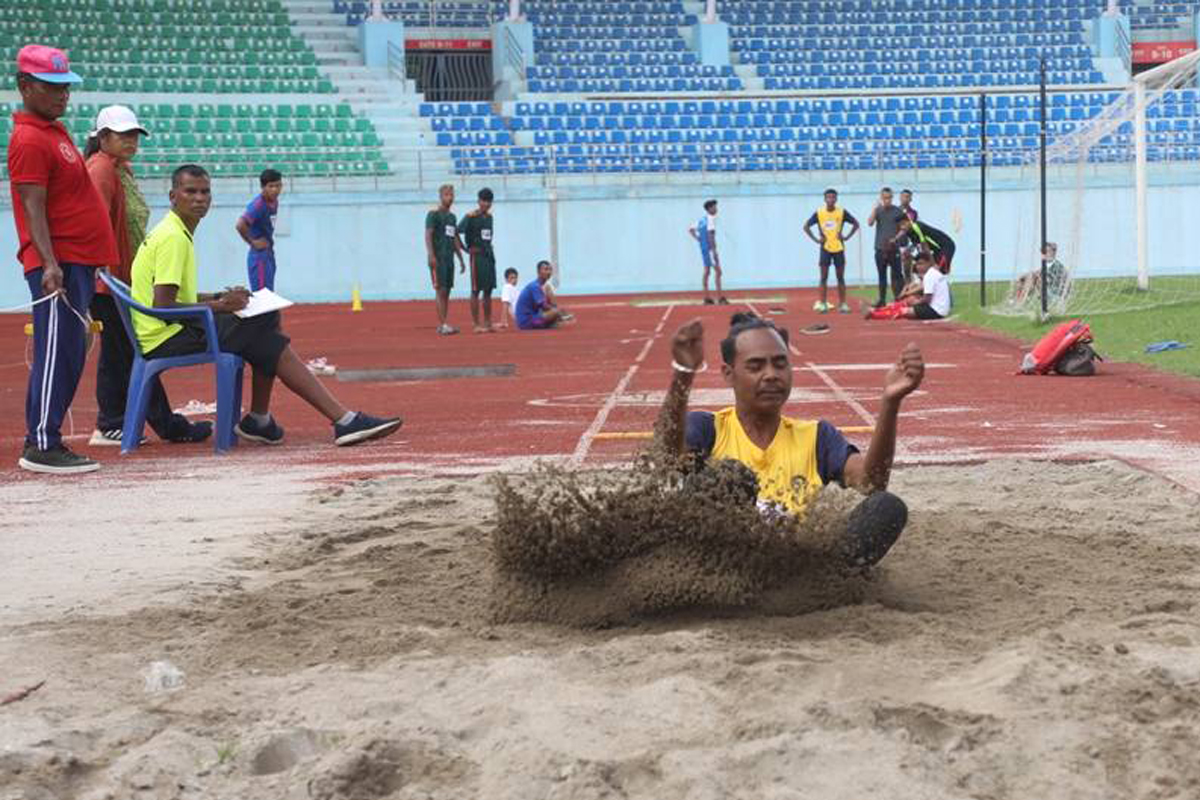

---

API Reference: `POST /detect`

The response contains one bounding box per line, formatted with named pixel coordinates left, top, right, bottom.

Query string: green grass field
left=850, top=277, right=1200, bottom=377
left=952, top=281, right=1200, bottom=378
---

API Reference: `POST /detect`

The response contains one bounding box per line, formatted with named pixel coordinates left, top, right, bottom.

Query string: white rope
left=10, top=291, right=97, bottom=441
left=1, top=290, right=93, bottom=327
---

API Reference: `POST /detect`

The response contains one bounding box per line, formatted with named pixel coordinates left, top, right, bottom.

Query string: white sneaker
left=90, top=428, right=148, bottom=447
left=89, top=428, right=123, bottom=447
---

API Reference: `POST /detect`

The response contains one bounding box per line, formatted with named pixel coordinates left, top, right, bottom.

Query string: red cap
left=16, top=44, right=82, bottom=84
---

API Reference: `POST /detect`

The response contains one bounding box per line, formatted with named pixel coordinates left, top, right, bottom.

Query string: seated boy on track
left=863, top=255, right=951, bottom=321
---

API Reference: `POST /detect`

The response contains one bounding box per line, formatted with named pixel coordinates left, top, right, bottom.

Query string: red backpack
left=1019, top=319, right=1094, bottom=375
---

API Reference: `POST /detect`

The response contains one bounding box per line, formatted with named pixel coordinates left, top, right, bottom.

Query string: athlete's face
left=506, top=273, right=518, bottom=286
left=879, top=189, right=893, bottom=206
left=724, top=327, right=792, bottom=416
left=537, top=262, right=553, bottom=283
left=824, top=193, right=837, bottom=210
left=478, top=198, right=492, bottom=213
left=170, top=173, right=212, bottom=223
left=440, top=187, right=454, bottom=209
left=262, top=180, right=283, bottom=202
left=900, top=192, right=913, bottom=207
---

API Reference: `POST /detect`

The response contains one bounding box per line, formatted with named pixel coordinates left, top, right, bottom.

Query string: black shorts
left=912, top=302, right=943, bottom=320
left=819, top=250, right=846, bottom=270
left=145, top=311, right=290, bottom=376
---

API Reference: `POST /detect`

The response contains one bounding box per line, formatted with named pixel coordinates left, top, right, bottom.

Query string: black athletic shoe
left=18, top=445, right=101, bottom=475
left=334, top=412, right=403, bottom=446
left=718, top=296, right=730, bottom=304
left=841, top=491, right=908, bottom=567
left=168, top=420, right=214, bottom=444
left=703, top=297, right=715, bottom=305
left=235, top=414, right=285, bottom=445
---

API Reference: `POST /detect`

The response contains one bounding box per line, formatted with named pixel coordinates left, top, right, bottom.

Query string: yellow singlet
left=817, top=206, right=846, bottom=253
left=710, top=407, right=824, bottom=514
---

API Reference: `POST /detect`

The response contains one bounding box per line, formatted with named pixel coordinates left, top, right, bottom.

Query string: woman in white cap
left=84, top=105, right=210, bottom=445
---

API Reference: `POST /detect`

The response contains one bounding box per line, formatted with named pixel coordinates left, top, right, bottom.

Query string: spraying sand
left=3, top=459, right=1200, bottom=799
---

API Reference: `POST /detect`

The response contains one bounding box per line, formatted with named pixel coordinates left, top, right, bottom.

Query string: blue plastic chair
left=99, top=272, right=244, bottom=455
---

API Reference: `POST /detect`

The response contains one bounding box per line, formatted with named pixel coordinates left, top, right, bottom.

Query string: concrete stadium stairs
left=282, top=0, right=454, bottom=181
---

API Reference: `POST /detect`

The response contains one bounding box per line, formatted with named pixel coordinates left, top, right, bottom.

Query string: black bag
left=1054, top=342, right=1102, bottom=376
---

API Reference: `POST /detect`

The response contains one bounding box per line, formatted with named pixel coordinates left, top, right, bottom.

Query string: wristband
left=672, top=360, right=708, bottom=374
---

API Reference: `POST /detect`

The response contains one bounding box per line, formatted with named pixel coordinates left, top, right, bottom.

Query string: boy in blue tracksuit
left=236, top=168, right=283, bottom=291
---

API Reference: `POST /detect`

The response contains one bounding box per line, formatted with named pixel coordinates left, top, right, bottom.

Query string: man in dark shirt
left=460, top=187, right=497, bottom=333
left=866, top=187, right=908, bottom=307
left=424, top=184, right=465, bottom=335
left=893, top=218, right=956, bottom=273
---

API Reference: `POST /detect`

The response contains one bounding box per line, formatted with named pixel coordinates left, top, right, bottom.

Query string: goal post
left=992, top=48, right=1200, bottom=319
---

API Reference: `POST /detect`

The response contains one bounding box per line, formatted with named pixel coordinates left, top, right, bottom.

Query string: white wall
left=3, top=170, right=1198, bottom=308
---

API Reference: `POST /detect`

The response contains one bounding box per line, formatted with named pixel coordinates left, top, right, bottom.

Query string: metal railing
left=4, top=139, right=1198, bottom=199
left=386, top=40, right=406, bottom=82
left=1115, top=17, right=1133, bottom=74
left=406, top=50, right=493, bottom=101
left=359, top=0, right=494, bottom=29
left=503, top=24, right=527, bottom=83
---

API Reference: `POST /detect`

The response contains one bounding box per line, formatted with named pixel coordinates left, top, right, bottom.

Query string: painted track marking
left=744, top=300, right=875, bottom=427
left=807, top=362, right=876, bottom=426
left=569, top=304, right=675, bottom=467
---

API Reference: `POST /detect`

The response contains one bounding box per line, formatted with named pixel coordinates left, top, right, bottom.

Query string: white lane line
left=800, top=362, right=956, bottom=371
left=744, top=300, right=804, bottom=357
left=569, top=304, right=675, bottom=467
left=807, top=361, right=876, bottom=426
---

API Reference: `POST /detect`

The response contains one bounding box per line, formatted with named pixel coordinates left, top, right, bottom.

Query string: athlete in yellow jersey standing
left=803, top=188, right=860, bottom=314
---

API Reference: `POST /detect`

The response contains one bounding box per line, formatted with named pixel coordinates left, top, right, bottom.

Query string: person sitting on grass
left=863, top=256, right=951, bottom=321
left=515, top=259, right=572, bottom=330
left=1014, top=242, right=1070, bottom=307
left=130, top=164, right=402, bottom=447
left=654, top=313, right=925, bottom=567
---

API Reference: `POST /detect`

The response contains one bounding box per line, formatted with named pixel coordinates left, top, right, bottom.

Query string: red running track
left=3, top=289, right=1200, bottom=489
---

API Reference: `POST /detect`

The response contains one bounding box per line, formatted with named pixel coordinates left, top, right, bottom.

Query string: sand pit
left=3, top=459, right=1200, bottom=799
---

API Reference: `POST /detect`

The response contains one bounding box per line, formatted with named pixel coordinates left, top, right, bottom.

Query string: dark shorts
left=912, top=302, right=943, bottom=320
left=434, top=257, right=455, bottom=292
left=145, top=311, right=290, bottom=376
left=517, top=313, right=551, bottom=330
left=701, top=249, right=715, bottom=269
left=471, top=253, right=496, bottom=293
left=819, top=250, right=846, bottom=270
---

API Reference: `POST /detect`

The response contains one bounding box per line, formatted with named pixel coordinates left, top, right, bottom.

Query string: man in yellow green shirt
left=654, top=312, right=924, bottom=567
left=131, top=165, right=402, bottom=447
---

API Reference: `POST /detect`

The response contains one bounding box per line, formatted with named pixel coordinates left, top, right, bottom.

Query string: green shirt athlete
left=425, top=184, right=466, bottom=335
left=461, top=187, right=497, bottom=331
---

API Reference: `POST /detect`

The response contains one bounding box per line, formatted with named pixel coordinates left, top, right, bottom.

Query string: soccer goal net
left=991, top=49, right=1200, bottom=319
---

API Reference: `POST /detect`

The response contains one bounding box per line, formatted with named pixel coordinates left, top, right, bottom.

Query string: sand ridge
left=2, top=459, right=1200, bottom=799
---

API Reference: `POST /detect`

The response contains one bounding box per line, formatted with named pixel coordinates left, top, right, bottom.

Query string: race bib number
left=824, top=220, right=836, bottom=230
left=445, top=224, right=456, bottom=237
left=481, top=228, right=492, bottom=241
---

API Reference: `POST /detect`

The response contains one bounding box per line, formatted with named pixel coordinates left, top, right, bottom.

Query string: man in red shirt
left=8, top=45, right=117, bottom=474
